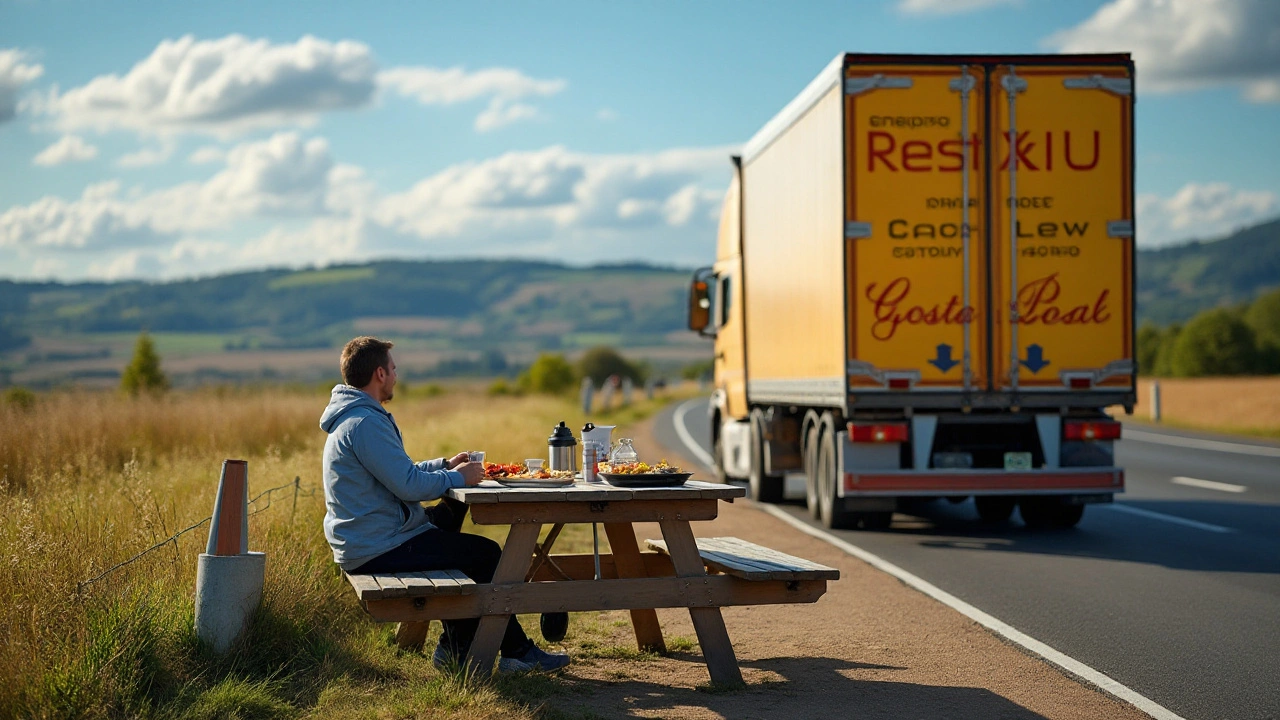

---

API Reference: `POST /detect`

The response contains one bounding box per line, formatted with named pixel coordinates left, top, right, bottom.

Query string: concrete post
left=1150, top=381, right=1161, bottom=423
left=579, top=377, right=594, bottom=414
left=621, top=377, right=633, bottom=406
left=195, top=459, right=265, bottom=653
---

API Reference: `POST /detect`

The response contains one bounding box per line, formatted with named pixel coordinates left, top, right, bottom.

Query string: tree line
left=1138, top=288, right=1280, bottom=376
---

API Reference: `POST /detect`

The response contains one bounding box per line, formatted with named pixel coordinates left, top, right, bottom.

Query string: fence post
left=1150, top=381, right=1161, bottom=423
left=195, top=459, right=265, bottom=654
left=292, top=476, right=300, bottom=517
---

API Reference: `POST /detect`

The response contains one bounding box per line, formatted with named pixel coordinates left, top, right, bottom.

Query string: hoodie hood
left=320, top=385, right=386, bottom=433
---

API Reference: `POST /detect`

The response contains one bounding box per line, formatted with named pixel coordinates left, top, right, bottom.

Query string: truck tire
left=748, top=409, right=785, bottom=503
left=1020, top=497, right=1085, bottom=529
left=803, top=419, right=822, bottom=518
left=817, top=420, right=854, bottom=529
left=711, top=421, right=727, bottom=484
left=974, top=496, right=1017, bottom=523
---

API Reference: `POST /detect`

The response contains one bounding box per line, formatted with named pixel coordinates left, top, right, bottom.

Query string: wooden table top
left=446, top=479, right=745, bottom=505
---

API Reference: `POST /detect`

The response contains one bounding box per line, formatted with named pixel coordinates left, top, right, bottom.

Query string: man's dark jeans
left=354, top=497, right=534, bottom=659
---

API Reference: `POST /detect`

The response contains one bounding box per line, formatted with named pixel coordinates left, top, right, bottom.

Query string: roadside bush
left=517, top=353, right=576, bottom=394
left=3, top=386, right=36, bottom=411
left=1170, top=308, right=1259, bottom=376
left=578, top=346, right=646, bottom=386
left=1245, top=288, right=1280, bottom=372
left=121, top=333, right=169, bottom=396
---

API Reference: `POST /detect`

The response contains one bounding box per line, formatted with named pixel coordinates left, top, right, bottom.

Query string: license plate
left=1003, top=452, right=1032, bottom=470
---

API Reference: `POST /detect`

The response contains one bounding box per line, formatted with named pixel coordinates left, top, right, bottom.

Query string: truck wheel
left=975, top=496, right=1017, bottom=524
left=804, top=421, right=821, bottom=518
left=1020, top=497, right=1085, bottom=529
left=749, top=409, right=785, bottom=503
left=817, top=423, right=853, bottom=530
left=712, top=426, right=727, bottom=484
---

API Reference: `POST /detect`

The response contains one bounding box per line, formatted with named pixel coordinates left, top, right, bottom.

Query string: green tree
left=578, top=346, right=645, bottom=386
left=1245, top=288, right=1280, bottom=372
left=1136, top=323, right=1162, bottom=376
left=1169, top=309, right=1259, bottom=377
left=121, top=332, right=169, bottom=395
left=1148, top=323, right=1182, bottom=377
left=517, top=353, right=576, bottom=394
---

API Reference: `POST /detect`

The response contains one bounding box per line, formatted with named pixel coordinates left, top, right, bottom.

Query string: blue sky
left=2, top=0, right=1278, bottom=281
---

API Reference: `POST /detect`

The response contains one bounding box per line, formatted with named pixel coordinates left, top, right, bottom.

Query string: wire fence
left=75, top=476, right=320, bottom=595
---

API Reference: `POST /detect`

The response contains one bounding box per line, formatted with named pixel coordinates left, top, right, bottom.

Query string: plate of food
left=597, top=461, right=691, bottom=487
left=483, top=462, right=576, bottom=488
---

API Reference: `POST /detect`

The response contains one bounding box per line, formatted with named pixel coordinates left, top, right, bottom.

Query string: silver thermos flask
left=548, top=421, right=577, bottom=472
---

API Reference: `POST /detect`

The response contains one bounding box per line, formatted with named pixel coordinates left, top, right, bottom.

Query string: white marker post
left=194, top=459, right=265, bottom=654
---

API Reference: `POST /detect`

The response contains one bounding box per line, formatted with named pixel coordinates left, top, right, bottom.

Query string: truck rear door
left=989, top=63, right=1134, bottom=393
left=846, top=62, right=989, bottom=394
left=844, top=58, right=1134, bottom=400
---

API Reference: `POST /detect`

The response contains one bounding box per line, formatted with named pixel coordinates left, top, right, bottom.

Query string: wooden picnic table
left=349, top=479, right=838, bottom=685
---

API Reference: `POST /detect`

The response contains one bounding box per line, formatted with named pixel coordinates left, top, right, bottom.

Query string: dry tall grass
left=1133, top=377, right=1280, bottom=438
left=0, top=384, right=677, bottom=718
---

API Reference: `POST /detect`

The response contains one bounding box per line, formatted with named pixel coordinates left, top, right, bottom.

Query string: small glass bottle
left=610, top=438, right=638, bottom=464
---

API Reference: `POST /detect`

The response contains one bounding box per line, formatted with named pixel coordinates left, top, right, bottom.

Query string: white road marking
left=1171, top=476, right=1247, bottom=494
left=1124, top=427, right=1280, bottom=458
left=1102, top=504, right=1236, bottom=534
left=670, top=399, right=1189, bottom=720
left=674, top=397, right=716, bottom=469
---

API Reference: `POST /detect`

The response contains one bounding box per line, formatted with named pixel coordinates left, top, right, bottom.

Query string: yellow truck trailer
left=688, top=52, right=1134, bottom=530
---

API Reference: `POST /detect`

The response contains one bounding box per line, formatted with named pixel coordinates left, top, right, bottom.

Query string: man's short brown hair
left=341, top=336, right=394, bottom=388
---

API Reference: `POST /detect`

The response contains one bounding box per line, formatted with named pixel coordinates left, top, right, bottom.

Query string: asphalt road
left=653, top=398, right=1280, bottom=720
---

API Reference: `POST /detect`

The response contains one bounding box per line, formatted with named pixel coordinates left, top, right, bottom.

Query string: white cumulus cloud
left=0, top=181, right=166, bottom=250
left=378, top=65, right=565, bottom=131
left=1137, top=182, right=1278, bottom=247
left=117, top=145, right=173, bottom=168
left=1047, top=0, right=1280, bottom=102
left=33, top=135, right=99, bottom=166
left=45, top=34, right=378, bottom=135
left=0, top=49, right=44, bottom=123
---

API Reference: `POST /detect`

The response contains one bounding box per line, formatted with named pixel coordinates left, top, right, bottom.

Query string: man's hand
left=446, top=452, right=470, bottom=469
left=454, top=462, right=486, bottom=486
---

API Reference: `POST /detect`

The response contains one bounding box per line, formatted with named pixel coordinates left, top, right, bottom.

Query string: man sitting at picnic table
left=320, top=336, right=570, bottom=672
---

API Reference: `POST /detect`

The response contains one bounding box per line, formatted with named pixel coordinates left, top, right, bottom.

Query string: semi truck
left=688, top=52, right=1135, bottom=530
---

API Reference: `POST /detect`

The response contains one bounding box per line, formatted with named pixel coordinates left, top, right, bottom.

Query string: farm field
left=0, top=384, right=694, bottom=719
left=1129, top=376, right=1280, bottom=440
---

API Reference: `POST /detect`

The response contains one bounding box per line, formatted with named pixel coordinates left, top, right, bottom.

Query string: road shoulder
left=552, top=412, right=1153, bottom=720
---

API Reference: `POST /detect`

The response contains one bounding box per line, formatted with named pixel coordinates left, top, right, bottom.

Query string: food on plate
left=598, top=460, right=681, bottom=475
left=482, top=462, right=573, bottom=480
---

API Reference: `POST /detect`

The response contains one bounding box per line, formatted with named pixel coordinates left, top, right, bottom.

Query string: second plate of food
left=598, top=472, right=692, bottom=488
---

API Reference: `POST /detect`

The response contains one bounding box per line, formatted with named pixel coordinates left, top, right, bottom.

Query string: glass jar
left=610, top=438, right=638, bottom=464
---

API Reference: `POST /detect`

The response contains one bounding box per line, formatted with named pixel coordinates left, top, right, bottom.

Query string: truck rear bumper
left=842, top=468, right=1123, bottom=496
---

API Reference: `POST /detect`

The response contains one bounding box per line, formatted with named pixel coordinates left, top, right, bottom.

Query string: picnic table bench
left=343, top=480, right=839, bottom=684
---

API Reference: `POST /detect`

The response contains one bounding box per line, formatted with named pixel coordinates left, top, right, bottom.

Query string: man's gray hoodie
left=320, top=385, right=465, bottom=571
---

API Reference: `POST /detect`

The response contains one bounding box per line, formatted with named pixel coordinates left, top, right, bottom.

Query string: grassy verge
left=1127, top=376, right=1280, bottom=441
left=0, top=383, right=697, bottom=719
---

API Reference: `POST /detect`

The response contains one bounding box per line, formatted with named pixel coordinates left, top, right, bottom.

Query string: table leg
left=465, top=522, right=542, bottom=677
left=658, top=519, right=743, bottom=686
left=394, top=621, right=430, bottom=650
left=602, top=523, right=667, bottom=654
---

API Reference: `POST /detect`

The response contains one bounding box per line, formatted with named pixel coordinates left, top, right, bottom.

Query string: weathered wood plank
left=363, top=575, right=829, bottom=621
left=398, top=571, right=437, bottom=595
left=660, top=519, right=742, bottom=686
left=465, top=522, right=542, bottom=677
left=372, top=574, right=409, bottom=598
left=470, top=498, right=719, bottom=526
left=442, top=569, right=477, bottom=594
left=345, top=572, right=382, bottom=601
left=646, top=537, right=840, bottom=581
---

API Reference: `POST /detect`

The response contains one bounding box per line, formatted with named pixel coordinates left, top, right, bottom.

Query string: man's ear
left=373, top=366, right=387, bottom=383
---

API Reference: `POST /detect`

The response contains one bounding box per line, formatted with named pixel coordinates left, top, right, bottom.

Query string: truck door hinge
left=1107, top=220, right=1134, bottom=238
left=845, top=74, right=913, bottom=96
left=845, top=221, right=872, bottom=239
left=949, top=75, right=976, bottom=94
left=1064, top=75, right=1132, bottom=96
left=1001, top=75, right=1028, bottom=94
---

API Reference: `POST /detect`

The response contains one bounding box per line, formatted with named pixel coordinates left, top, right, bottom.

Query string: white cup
left=524, top=458, right=544, bottom=471
left=468, top=451, right=486, bottom=463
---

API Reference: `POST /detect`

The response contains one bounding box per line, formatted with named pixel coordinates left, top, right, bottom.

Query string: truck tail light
left=849, top=422, right=908, bottom=443
left=887, top=378, right=911, bottom=390
left=1068, top=376, right=1092, bottom=389
left=1064, top=420, right=1121, bottom=441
